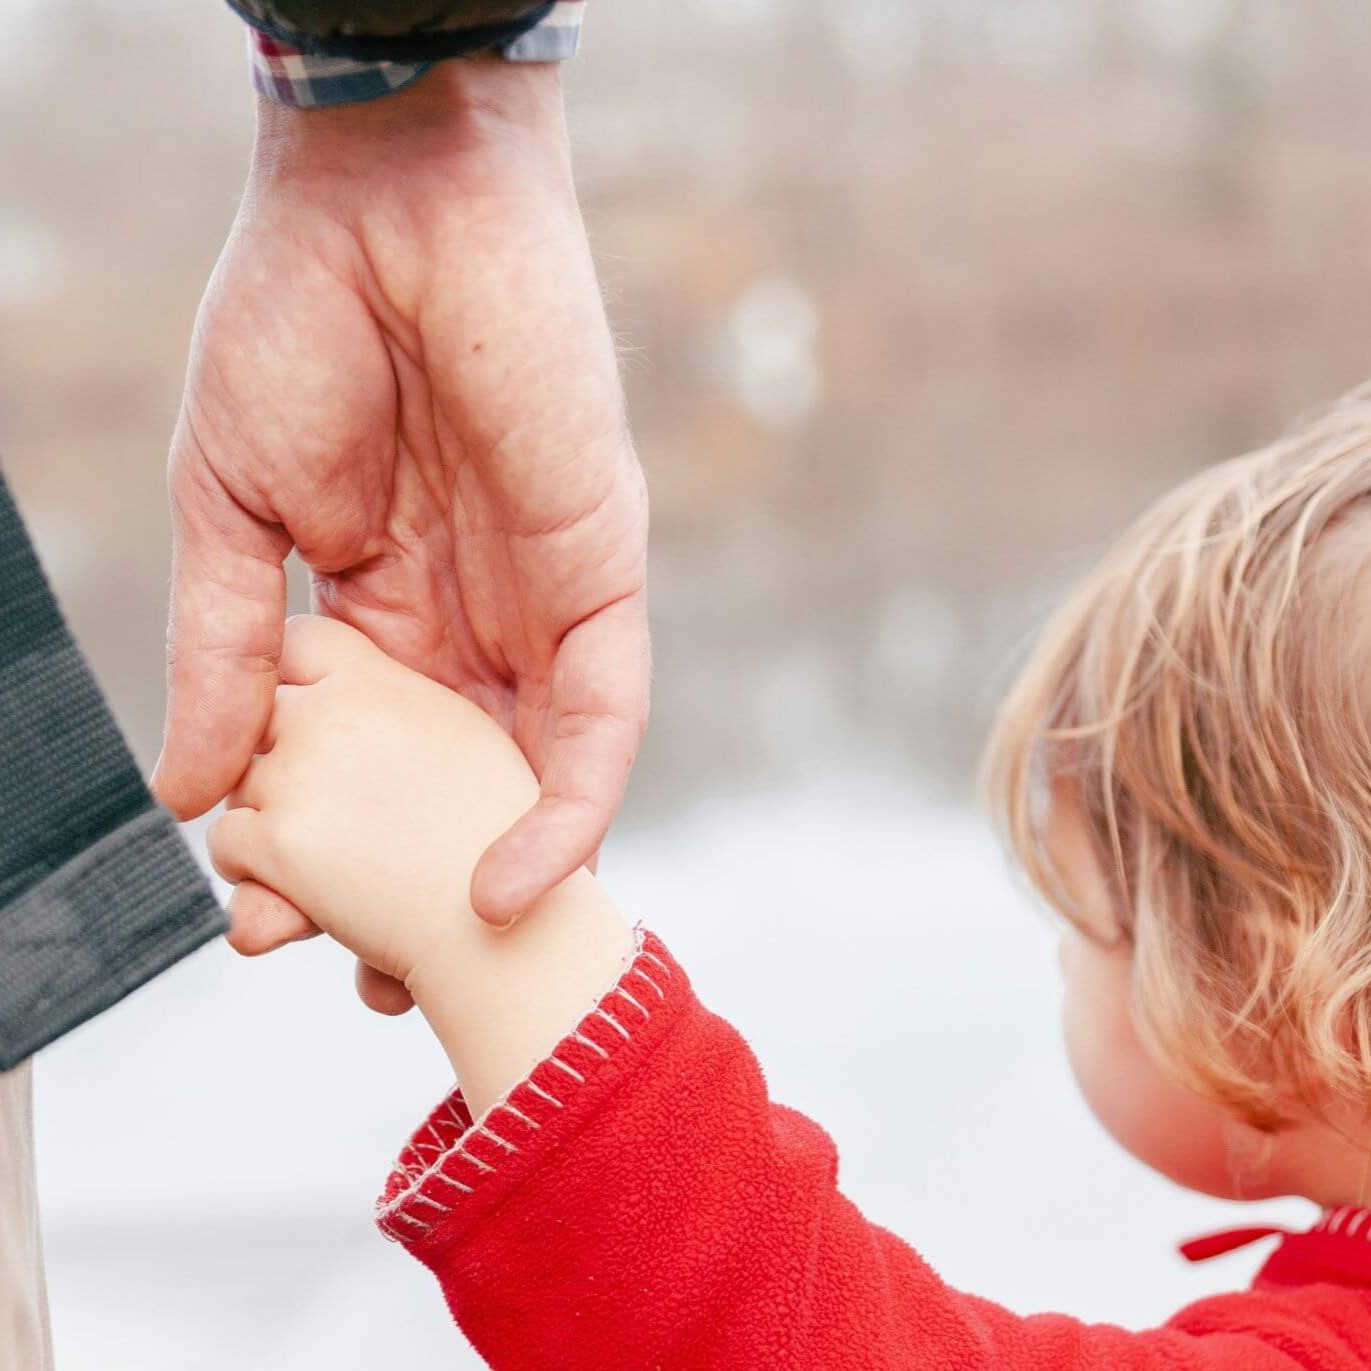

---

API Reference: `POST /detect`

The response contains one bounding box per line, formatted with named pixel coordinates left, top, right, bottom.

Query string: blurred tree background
left=4, top=0, right=1371, bottom=814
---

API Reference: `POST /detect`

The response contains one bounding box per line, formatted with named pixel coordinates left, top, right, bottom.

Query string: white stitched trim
left=1349, top=1211, right=1368, bottom=1237
left=411, top=1193, right=450, bottom=1214
left=430, top=1171, right=475, bottom=1195
left=526, top=1079, right=564, bottom=1108
left=631, top=967, right=664, bottom=999
left=612, top=986, right=649, bottom=1020
left=376, top=929, right=653, bottom=1229
left=641, top=950, right=673, bottom=978
left=573, top=1031, right=610, bottom=1060
left=480, top=1125, right=518, bottom=1153
left=595, top=1008, right=631, bottom=1040
left=456, top=1147, right=495, bottom=1174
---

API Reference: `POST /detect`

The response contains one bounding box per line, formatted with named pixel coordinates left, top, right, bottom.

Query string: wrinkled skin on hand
left=155, top=61, right=648, bottom=1012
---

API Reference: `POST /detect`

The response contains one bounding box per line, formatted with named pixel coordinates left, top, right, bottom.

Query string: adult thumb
left=153, top=444, right=290, bottom=820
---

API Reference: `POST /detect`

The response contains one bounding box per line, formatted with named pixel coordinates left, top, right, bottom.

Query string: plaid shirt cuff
left=249, top=1, right=585, bottom=108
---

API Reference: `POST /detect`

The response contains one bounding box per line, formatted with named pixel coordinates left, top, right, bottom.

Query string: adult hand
left=154, top=60, right=649, bottom=1008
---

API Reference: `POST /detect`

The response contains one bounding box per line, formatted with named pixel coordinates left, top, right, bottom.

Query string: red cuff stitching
left=375, top=929, right=687, bottom=1247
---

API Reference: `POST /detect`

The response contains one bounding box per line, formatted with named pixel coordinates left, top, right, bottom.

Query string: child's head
left=986, top=385, right=1371, bottom=1204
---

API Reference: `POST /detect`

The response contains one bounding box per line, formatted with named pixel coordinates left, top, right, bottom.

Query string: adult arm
left=155, top=37, right=648, bottom=940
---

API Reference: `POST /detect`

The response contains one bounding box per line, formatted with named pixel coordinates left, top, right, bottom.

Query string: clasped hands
left=155, top=60, right=648, bottom=1013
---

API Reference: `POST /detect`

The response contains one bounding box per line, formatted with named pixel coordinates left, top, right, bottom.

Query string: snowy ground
left=34, top=781, right=1313, bottom=1369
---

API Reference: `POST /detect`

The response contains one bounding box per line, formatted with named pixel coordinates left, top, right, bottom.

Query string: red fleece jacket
left=375, top=933, right=1371, bottom=1369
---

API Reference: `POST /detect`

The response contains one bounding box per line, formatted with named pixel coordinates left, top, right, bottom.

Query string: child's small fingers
left=279, top=614, right=375, bottom=686
left=355, top=960, right=417, bottom=1017
left=207, top=806, right=269, bottom=886
left=227, top=881, right=321, bottom=957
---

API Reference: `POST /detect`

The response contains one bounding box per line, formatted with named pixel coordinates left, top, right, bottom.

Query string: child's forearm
left=405, top=870, right=635, bottom=1118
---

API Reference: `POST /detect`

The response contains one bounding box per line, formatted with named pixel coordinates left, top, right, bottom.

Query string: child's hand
left=208, top=616, right=634, bottom=1116
left=208, top=616, right=539, bottom=988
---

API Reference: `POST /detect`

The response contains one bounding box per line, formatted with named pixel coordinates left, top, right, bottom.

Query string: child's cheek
left=1060, top=932, right=1257, bottom=1201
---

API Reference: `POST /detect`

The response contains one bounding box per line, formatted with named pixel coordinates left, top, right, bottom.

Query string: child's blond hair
left=986, top=384, right=1371, bottom=1130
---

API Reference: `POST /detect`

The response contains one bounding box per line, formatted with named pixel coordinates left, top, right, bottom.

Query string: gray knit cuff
left=0, top=470, right=225, bottom=1069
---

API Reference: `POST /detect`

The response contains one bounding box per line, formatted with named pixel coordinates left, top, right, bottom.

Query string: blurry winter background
left=4, top=0, right=1368, bottom=1364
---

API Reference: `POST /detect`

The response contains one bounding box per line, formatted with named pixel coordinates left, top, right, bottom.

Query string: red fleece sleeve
left=375, top=933, right=1371, bottom=1369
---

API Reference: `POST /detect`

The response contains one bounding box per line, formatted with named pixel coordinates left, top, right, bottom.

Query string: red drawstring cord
left=1180, top=1227, right=1294, bottom=1263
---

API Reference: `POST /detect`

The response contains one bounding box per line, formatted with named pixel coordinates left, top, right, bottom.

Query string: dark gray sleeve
left=0, top=469, right=225, bottom=1070
left=227, top=0, right=554, bottom=62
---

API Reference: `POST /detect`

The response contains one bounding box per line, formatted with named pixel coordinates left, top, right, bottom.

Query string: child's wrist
left=404, top=872, right=635, bottom=1118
